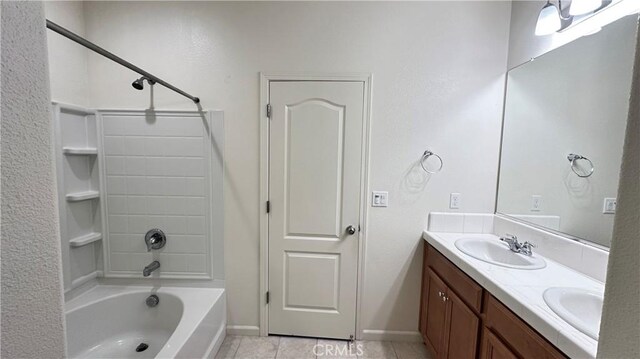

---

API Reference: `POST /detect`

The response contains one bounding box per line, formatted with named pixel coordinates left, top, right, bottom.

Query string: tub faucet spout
left=143, top=261, right=160, bottom=277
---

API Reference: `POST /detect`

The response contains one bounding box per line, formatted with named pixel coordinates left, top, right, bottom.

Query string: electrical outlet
left=372, top=191, right=388, bottom=207
left=531, top=195, right=542, bottom=212
left=603, top=198, right=617, bottom=214
left=449, top=193, right=461, bottom=209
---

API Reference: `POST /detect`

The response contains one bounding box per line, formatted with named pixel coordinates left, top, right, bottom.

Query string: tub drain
left=136, top=343, right=149, bottom=352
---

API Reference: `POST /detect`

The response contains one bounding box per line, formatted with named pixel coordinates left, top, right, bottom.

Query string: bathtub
left=65, top=285, right=226, bottom=358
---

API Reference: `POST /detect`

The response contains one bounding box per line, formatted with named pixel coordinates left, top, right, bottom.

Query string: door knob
left=346, top=225, right=357, bottom=235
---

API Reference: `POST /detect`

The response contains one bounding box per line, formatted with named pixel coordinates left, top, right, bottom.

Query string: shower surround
left=51, top=104, right=225, bottom=357
left=99, top=110, right=223, bottom=279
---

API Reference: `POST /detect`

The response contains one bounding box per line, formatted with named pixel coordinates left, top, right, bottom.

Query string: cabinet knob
left=438, top=291, right=444, bottom=297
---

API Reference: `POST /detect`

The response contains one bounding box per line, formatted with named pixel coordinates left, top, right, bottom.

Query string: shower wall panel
left=99, top=110, right=223, bottom=280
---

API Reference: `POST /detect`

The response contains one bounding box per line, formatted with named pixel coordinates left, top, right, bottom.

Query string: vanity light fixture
left=535, top=1, right=564, bottom=35
left=570, top=0, right=604, bottom=15
left=535, top=0, right=573, bottom=36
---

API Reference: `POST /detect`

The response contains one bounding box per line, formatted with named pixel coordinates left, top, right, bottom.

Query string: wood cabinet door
left=443, top=289, right=480, bottom=359
left=481, top=329, right=518, bottom=359
left=425, top=268, right=448, bottom=357
left=419, top=244, right=429, bottom=341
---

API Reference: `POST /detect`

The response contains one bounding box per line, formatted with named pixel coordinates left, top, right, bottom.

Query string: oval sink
left=454, top=237, right=546, bottom=270
left=543, top=287, right=603, bottom=340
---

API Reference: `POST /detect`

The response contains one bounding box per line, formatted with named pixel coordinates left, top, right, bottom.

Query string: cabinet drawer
left=426, top=244, right=483, bottom=313
left=484, top=294, right=567, bottom=359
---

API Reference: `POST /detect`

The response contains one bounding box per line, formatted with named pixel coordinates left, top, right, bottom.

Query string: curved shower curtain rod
left=46, top=19, right=200, bottom=104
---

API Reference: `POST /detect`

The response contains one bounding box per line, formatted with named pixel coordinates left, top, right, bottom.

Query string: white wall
left=597, top=19, right=640, bottom=359
left=497, top=16, right=637, bottom=247
left=44, top=1, right=90, bottom=107
left=47, top=1, right=512, bottom=336
left=1, top=2, right=67, bottom=357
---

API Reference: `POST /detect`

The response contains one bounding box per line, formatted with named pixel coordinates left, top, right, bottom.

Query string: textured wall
left=74, top=1, right=512, bottom=335
left=1, top=2, right=67, bottom=358
left=597, top=21, right=640, bottom=359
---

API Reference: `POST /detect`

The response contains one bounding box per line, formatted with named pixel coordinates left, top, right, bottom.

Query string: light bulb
left=535, top=2, right=562, bottom=36
left=569, top=0, right=603, bottom=16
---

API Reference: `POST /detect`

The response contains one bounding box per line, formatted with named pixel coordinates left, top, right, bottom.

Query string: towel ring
left=567, top=153, right=594, bottom=178
left=420, top=150, right=443, bottom=174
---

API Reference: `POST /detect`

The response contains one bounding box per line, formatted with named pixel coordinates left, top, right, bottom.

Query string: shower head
left=132, top=76, right=155, bottom=90
left=132, top=77, right=144, bottom=90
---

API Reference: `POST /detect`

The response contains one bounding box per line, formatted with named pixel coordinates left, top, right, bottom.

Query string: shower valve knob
left=145, top=229, right=166, bottom=251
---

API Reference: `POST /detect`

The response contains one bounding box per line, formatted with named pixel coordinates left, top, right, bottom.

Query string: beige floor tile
left=391, top=342, right=431, bottom=359
left=234, top=336, right=280, bottom=359
left=215, top=335, right=242, bottom=359
left=276, top=337, right=317, bottom=359
left=357, top=341, right=397, bottom=359
left=316, top=339, right=359, bottom=358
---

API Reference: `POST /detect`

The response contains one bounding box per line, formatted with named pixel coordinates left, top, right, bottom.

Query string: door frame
left=259, top=72, right=373, bottom=338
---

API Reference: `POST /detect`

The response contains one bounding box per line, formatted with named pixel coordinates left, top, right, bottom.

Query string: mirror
left=497, top=15, right=638, bottom=247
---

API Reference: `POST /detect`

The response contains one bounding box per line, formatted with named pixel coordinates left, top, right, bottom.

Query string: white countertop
left=423, top=230, right=603, bottom=359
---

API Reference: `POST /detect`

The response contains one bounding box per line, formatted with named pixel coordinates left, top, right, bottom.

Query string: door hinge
left=266, top=200, right=271, bottom=213
left=266, top=291, right=270, bottom=304
left=266, top=104, right=272, bottom=119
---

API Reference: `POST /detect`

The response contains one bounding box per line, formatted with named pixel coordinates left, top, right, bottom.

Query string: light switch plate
left=372, top=191, right=388, bottom=207
left=531, top=195, right=542, bottom=212
left=603, top=198, right=616, bottom=214
left=449, top=193, right=461, bottom=209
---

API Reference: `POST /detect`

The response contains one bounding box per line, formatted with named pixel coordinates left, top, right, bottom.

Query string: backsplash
left=428, top=212, right=494, bottom=234
left=427, top=212, right=608, bottom=282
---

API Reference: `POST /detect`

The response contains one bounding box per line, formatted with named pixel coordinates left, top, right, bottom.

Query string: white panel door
left=268, top=81, right=365, bottom=339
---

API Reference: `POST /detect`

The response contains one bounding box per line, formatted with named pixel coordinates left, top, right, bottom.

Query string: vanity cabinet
left=419, top=243, right=567, bottom=359
left=481, top=329, right=517, bottom=359
left=421, top=247, right=481, bottom=358
left=423, top=268, right=480, bottom=359
left=483, top=293, right=566, bottom=359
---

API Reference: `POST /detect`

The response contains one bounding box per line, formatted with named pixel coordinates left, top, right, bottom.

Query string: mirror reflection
left=497, top=15, right=638, bottom=247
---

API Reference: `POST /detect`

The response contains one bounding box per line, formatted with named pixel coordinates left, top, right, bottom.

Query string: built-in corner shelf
left=66, top=190, right=100, bottom=202
left=63, top=147, right=98, bottom=155
left=69, top=232, right=102, bottom=248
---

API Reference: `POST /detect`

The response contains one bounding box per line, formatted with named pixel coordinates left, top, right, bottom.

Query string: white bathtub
left=65, top=285, right=226, bottom=359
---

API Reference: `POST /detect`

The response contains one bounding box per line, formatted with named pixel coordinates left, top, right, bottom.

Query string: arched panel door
left=268, top=81, right=365, bottom=339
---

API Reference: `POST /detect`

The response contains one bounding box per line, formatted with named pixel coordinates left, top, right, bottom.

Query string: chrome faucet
left=143, top=260, right=160, bottom=277
left=500, top=234, right=521, bottom=252
left=499, top=234, right=536, bottom=256
left=519, top=241, right=536, bottom=256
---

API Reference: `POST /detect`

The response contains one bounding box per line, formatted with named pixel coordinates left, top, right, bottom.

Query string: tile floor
left=215, top=335, right=432, bottom=359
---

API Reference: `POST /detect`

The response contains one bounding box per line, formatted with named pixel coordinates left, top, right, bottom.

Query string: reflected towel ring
left=420, top=150, right=443, bottom=174
left=567, top=153, right=594, bottom=178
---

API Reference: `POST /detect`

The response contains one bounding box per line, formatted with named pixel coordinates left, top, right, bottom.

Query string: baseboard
left=226, top=325, right=261, bottom=336
left=225, top=326, right=420, bottom=341
left=361, top=329, right=422, bottom=342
